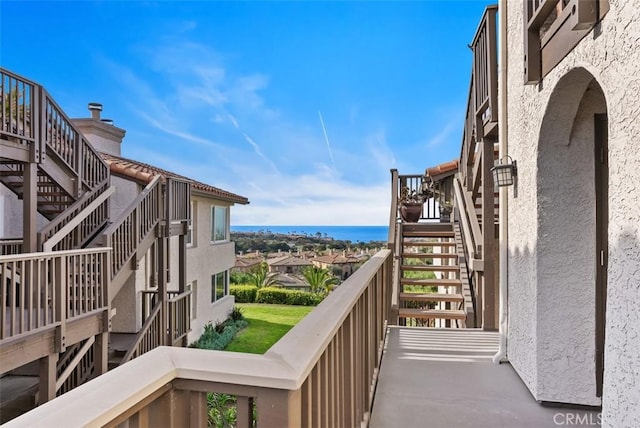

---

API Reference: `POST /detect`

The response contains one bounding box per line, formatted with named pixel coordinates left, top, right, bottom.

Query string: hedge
left=230, top=285, right=258, bottom=303
left=255, top=287, right=323, bottom=306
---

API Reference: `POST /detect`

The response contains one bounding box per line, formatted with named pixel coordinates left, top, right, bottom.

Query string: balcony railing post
left=255, top=388, right=302, bottom=428
left=54, top=255, right=67, bottom=352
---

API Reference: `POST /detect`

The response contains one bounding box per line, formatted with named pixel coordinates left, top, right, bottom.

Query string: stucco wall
left=0, top=185, right=48, bottom=238
left=182, top=195, right=236, bottom=343
left=506, top=0, right=640, bottom=423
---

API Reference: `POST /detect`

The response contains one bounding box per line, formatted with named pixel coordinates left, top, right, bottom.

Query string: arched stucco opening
left=535, top=67, right=608, bottom=406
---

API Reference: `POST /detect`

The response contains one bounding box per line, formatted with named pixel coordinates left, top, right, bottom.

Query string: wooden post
left=94, top=331, right=109, bottom=376
left=38, top=354, right=58, bottom=404
left=237, top=396, right=254, bottom=428
left=481, top=138, right=497, bottom=330
left=255, top=388, right=301, bottom=428
left=23, top=162, right=38, bottom=252
left=158, top=236, right=168, bottom=346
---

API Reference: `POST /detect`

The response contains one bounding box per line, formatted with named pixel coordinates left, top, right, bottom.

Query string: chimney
left=71, top=103, right=126, bottom=156
left=88, top=102, right=102, bottom=120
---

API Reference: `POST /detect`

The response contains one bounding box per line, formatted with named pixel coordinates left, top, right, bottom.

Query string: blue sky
left=1, top=1, right=490, bottom=225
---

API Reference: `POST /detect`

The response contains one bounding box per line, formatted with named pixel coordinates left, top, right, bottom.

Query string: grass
left=224, top=303, right=314, bottom=354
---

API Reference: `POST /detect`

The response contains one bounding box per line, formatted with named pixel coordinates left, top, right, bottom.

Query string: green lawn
left=224, top=303, right=314, bottom=354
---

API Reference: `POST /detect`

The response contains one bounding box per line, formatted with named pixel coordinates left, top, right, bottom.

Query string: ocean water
left=230, top=225, right=389, bottom=243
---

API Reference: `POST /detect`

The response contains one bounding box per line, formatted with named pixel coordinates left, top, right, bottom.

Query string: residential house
left=266, top=253, right=312, bottom=275
left=233, top=252, right=264, bottom=273
left=311, top=250, right=361, bottom=280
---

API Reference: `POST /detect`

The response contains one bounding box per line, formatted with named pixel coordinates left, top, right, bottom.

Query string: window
left=211, top=271, right=228, bottom=302
left=187, top=201, right=196, bottom=247
left=211, top=206, right=229, bottom=243
left=186, top=281, right=197, bottom=319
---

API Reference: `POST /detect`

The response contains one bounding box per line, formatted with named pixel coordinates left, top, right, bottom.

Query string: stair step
left=401, top=265, right=459, bottom=272
left=38, top=192, right=70, bottom=197
left=399, top=293, right=463, bottom=303
left=403, top=231, right=454, bottom=238
left=401, top=253, right=458, bottom=259
left=403, top=241, right=456, bottom=247
left=398, top=308, right=467, bottom=320
left=401, top=278, right=461, bottom=286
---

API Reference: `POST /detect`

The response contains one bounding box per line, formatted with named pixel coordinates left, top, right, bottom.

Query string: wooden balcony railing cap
left=471, top=4, right=498, bottom=46
left=0, top=246, right=111, bottom=262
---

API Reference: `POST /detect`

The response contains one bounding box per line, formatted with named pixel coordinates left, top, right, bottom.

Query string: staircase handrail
left=121, top=301, right=163, bottom=364
left=388, top=169, right=399, bottom=248
left=38, top=180, right=113, bottom=251
left=453, top=174, right=482, bottom=259
left=100, top=175, right=163, bottom=280
left=40, top=87, right=110, bottom=190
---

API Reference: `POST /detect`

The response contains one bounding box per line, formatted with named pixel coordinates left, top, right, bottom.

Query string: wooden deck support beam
left=23, top=162, right=38, bottom=252
left=481, top=137, right=497, bottom=330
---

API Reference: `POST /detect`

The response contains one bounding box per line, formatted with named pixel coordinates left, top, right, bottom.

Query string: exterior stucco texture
left=506, top=1, right=640, bottom=426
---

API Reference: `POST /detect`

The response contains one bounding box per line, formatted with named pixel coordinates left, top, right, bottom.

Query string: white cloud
left=425, top=119, right=457, bottom=149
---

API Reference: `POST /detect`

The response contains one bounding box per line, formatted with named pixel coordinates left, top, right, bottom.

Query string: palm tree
left=302, top=266, right=339, bottom=295
left=249, top=262, right=279, bottom=288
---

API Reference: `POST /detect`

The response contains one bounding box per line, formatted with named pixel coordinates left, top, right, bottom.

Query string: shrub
left=255, top=287, right=323, bottom=306
left=230, top=285, right=258, bottom=303
left=189, top=318, right=248, bottom=350
left=229, top=305, right=244, bottom=321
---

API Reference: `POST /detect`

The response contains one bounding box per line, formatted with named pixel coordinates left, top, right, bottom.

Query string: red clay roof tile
left=101, top=153, right=249, bottom=204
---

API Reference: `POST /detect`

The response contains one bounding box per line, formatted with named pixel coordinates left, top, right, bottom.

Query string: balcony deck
left=370, top=327, right=601, bottom=428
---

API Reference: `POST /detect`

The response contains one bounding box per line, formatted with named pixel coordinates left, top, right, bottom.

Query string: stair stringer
left=453, top=222, right=476, bottom=327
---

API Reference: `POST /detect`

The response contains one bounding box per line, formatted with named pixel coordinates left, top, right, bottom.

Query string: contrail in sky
left=318, top=111, right=337, bottom=171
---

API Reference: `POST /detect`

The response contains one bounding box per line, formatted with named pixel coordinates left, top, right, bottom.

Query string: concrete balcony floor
left=370, top=327, right=601, bottom=428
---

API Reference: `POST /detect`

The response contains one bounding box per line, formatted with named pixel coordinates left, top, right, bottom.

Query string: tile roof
left=312, top=253, right=360, bottom=265
left=425, top=159, right=459, bottom=180
left=267, top=255, right=313, bottom=267
left=101, top=153, right=249, bottom=204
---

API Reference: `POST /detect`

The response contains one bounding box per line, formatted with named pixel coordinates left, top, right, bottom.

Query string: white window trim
left=211, top=205, right=230, bottom=244
left=211, top=271, right=228, bottom=303
left=187, top=201, right=196, bottom=248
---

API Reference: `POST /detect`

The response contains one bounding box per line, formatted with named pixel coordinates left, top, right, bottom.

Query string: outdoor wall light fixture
left=491, top=155, right=517, bottom=187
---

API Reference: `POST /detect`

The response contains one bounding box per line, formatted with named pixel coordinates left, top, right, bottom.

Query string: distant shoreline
left=231, top=225, right=389, bottom=243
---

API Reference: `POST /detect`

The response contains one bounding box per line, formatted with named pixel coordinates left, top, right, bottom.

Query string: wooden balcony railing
left=0, top=239, right=23, bottom=256
left=524, top=0, right=609, bottom=83
left=42, top=88, right=110, bottom=191
left=101, top=175, right=162, bottom=283
left=167, top=178, right=191, bottom=222
left=141, top=290, right=181, bottom=322
left=38, top=182, right=113, bottom=252
left=0, top=248, right=110, bottom=341
left=1, top=69, right=37, bottom=146
left=6, top=250, right=393, bottom=428
left=121, top=303, right=163, bottom=364
left=472, top=5, right=498, bottom=139
left=168, top=290, right=191, bottom=345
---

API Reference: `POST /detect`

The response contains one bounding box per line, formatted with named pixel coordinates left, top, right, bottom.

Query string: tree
left=302, top=266, right=339, bottom=295
left=248, top=262, right=279, bottom=288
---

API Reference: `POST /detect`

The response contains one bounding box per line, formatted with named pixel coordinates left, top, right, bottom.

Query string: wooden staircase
left=0, top=68, right=189, bottom=419
left=398, top=223, right=467, bottom=327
